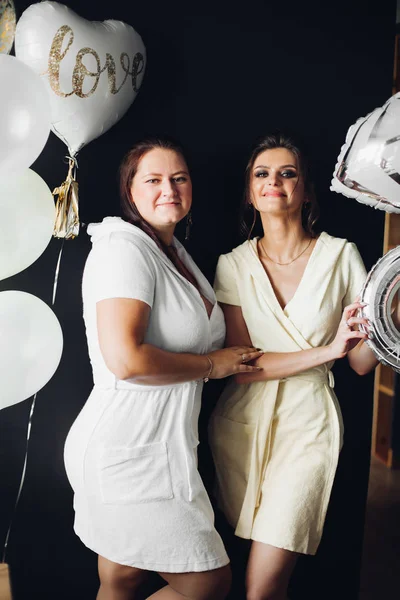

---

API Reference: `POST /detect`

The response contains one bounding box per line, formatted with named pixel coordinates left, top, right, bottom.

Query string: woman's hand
left=206, top=346, right=264, bottom=379
left=328, top=300, right=370, bottom=360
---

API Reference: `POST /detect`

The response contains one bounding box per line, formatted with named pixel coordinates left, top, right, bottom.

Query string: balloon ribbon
left=53, top=156, right=79, bottom=239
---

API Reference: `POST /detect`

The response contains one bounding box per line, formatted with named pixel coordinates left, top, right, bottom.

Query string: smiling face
left=130, top=148, right=192, bottom=233
left=250, top=147, right=306, bottom=217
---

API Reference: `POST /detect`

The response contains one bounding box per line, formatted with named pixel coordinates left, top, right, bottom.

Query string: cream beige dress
left=208, top=232, right=366, bottom=555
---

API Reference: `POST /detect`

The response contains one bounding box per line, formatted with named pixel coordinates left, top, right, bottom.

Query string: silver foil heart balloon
left=331, top=93, right=400, bottom=214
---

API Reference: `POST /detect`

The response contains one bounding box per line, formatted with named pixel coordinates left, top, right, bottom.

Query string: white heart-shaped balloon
left=15, top=1, right=146, bottom=156
left=331, top=93, right=400, bottom=214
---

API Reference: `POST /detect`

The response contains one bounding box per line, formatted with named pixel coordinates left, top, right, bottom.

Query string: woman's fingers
left=240, top=350, right=264, bottom=363
left=235, top=346, right=259, bottom=354
left=346, top=317, right=369, bottom=327
left=345, top=330, right=368, bottom=340
left=239, top=364, right=263, bottom=372
left=343, top=301, right=367, bottom=319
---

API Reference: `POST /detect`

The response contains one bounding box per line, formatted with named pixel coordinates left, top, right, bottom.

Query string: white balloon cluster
left=0, top=1, right=146, bottom=408
left=0, top=53, right=61, bottom=410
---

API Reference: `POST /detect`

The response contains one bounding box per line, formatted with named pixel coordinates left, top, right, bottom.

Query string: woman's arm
left=345, top=301, right=379, bottom=375
left=221, top=301, right=370, bottom=384
left=97, top=297, right=263, bottom=385
left=347, top=340, right=379, bottom=376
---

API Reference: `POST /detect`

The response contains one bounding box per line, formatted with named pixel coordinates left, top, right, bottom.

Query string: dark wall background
left=0, top=1, right=396, bottom=599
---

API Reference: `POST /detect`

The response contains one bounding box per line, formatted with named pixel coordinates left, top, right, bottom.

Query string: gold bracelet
left=203, top=356, right=213, bottom=383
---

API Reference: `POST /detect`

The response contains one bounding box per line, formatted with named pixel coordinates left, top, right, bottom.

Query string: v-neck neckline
left=168, top=241, right=216, bottom=322
left=249, top=232, right=324, bottom=314
left=90, top=219, right=216, bottom=321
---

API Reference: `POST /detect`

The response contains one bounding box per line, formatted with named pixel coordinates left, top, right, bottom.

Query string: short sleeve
left=85, top=234, right=155, bottom=307
left=214, top=254, right=241, bottom=306
left=342, top=242, right=367, bottom=308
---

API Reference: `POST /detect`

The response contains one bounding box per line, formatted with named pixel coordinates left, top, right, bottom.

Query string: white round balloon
left=331, top=93, right=400, bottom=214
left=0, top=169, right=55, bottom=281
left=0, top=291, right=63, bottom=410
left=15, top=1, right=146, bottom=157
left=0, top=55, right=51, bottom=175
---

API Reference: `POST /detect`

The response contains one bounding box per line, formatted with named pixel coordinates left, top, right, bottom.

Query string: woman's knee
left=98, top=555, right=146, bottom=591
left=191, top=566, right=231, bottom=600
left=160, top=564, right=231, bottom=600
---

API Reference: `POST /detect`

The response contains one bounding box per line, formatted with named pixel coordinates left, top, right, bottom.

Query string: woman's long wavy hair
left=241, top=132, right=320, bottom=239
left=119, top=136, right=188, bottom=253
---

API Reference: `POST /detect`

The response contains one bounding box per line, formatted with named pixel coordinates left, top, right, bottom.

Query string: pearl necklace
left=259, top=237, right=313, bottom=266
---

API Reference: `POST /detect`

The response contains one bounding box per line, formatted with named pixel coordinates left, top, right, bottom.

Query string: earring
left=248, top=204, right=257, bottom=239
left=185, top=211, right=193, bottom=241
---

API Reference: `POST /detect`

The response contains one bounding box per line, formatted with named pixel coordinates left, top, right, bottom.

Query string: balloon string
left=2, top=392, right=37, bottom=563
left=2, top=238, right=65, bottom=563
left=64, top=154, right=79, bottom=170
left=52, top=239, right=66, bottom=305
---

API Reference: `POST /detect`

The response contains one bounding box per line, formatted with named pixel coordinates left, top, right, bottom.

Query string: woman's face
left=250, top=147, right=306, bottom=217
left=130, top=148, right=192, bottom=232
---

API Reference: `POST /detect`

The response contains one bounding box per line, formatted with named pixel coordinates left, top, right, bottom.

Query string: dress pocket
left=98, top=441, right=174, bottom=504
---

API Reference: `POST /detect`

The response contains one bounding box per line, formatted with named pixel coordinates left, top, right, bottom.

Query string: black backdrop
left=0, top=1, right=396, bottom=599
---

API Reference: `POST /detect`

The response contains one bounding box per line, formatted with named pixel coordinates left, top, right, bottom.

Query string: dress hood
left=86, top=216, right=184, bottom=257
left=87, top=217, right=145, bottom=244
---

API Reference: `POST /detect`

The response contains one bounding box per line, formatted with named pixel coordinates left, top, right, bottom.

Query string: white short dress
left=64, top=217, right=229, bottom=572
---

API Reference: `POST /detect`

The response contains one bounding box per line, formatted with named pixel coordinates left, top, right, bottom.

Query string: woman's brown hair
left=241, top=132, right=319, bottom=238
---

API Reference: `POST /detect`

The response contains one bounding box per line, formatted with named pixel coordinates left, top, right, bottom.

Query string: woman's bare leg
left=146, top=564, right=231, bottom=600
left=97, top=555, right=149, bottom=600
left=246, top=542, right=298, bottom=600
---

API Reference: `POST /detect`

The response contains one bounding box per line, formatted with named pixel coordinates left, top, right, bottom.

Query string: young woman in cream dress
left=208, top=133, right=379, bottom=600
left=63, top=137, right=263, bottom=600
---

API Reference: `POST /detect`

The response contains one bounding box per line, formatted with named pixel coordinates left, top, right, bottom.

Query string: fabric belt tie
left=279, top=369, right=335, bottom=389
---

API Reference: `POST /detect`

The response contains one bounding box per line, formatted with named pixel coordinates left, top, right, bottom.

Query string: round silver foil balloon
left=360, top=246, right=400, bottom=372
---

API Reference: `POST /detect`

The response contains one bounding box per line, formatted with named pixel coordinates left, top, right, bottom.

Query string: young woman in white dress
left=208, top=133, right=379, bottom=600
left=63, top=137, right=264, bottom=600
